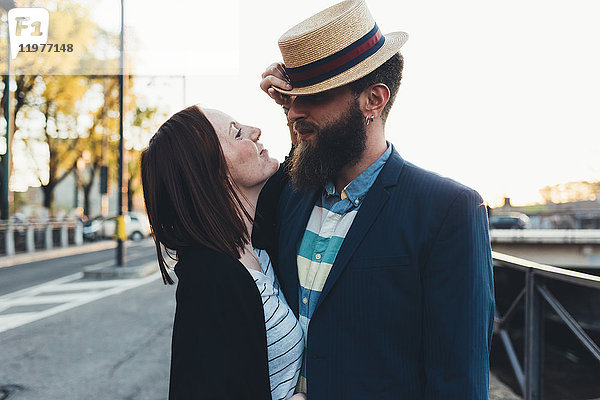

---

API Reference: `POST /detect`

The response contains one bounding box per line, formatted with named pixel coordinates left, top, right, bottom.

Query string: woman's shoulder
left=175, top=245, right=243, bottom=281
left=177, top=245, right=231, bottom=262
left=173, top=246, right=263, bottom=314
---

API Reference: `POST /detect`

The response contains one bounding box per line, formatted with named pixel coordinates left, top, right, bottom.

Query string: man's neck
left=334, top=133, right=388, bottom=194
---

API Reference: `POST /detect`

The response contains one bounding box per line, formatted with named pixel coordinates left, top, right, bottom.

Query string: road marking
left=0, top=263, right=161, bottom=334
left=41, top=280, right=135, bottom=291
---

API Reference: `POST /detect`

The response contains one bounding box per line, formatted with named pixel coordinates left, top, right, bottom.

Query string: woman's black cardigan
left=168, top=160, right=290, bottom=400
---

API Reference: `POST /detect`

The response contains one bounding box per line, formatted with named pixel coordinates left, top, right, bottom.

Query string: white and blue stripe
left=248, top=248, right=304, bottom=400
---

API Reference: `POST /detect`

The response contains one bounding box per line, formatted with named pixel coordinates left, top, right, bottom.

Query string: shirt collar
left=325, top=143, right=392, bottom=206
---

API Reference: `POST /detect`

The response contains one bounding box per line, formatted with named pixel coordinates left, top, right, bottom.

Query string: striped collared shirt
left=295, top=144, right=392, bottom=392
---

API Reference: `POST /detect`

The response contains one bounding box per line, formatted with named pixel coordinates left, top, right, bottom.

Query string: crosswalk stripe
left=0, top=264, right=161, bottom=334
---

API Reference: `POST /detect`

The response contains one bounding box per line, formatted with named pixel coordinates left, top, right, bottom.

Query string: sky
left=12, top=0, right=600, bottom=206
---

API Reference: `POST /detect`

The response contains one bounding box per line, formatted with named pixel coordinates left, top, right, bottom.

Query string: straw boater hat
left=275, top=0, right=408, bottom=96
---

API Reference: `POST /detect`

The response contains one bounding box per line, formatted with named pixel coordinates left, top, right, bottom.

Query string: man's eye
left=307, top=93, right=327, bottom=103
left=235, top=128, right=242, bottom=138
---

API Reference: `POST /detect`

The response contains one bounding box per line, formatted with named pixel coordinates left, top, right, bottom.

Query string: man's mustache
left=293, top=121, right=319, bottom=135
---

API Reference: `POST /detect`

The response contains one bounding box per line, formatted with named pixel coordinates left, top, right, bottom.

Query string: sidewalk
left=0, top=240, right=117, bottom=269
left=490, top=374, right=521, bottom=400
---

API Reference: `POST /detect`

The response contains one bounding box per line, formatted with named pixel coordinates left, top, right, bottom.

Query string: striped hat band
left=285, top=24, right=385, bottom=89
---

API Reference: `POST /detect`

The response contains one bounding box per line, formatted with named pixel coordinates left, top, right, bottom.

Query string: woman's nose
left=249, top=127, right=261, bottom=142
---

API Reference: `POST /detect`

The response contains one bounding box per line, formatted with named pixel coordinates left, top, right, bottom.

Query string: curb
left=83, top=261, right=158, bottom=280
left=0, top=241, right=117, bottom=269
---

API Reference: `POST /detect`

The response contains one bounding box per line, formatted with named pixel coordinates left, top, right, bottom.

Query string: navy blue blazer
left=271, top=146, right=494, bottom=400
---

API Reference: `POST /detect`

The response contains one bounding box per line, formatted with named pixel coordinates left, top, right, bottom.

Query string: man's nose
left=287, top=97, right=308, bottom=123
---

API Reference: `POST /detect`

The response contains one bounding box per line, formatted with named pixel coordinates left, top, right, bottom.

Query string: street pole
left=100, top=80, right=109, bottom=217
left=2, top=20, right=13, bottom=220
left=73, top=161, right=78, bottom=210
left=116, top=0, right=126, bottom=266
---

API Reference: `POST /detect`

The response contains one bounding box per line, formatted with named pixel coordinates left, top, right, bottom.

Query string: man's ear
left=361, top=83, right=390, bottom=117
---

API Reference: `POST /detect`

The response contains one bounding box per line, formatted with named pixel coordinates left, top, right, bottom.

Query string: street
left=0, top=240, right=524, bottom=400
left=0, top=240, right=175, bottom=400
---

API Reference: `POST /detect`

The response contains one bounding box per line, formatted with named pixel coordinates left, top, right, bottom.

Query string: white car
left=100, top=212, right=152, bottom=241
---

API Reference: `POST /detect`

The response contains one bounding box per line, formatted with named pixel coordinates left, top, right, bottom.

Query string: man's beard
left=288, top=100, right=367, bottom=192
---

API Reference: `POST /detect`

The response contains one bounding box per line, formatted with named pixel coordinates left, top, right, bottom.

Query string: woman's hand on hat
left=260, top=62, right=292, bottom=108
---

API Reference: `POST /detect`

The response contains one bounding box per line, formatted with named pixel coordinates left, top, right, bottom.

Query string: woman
left=141, top=105, right=304, bottom=400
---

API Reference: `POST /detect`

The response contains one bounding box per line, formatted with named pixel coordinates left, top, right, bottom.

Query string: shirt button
left=302, top=297, right=308, bottom=304
left=354, top=199, right=360, bottom=205
left=315, top=253, right=321, bottom=260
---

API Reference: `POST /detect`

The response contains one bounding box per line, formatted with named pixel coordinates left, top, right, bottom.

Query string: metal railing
left=0, top=219, right=83, bottom=256
left=493, top=251, right=600, bottom=400
left=491, top=229, right=600, bottom=244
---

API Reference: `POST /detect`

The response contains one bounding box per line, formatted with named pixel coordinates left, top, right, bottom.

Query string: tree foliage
left=1, top=1, right=158, bottom=216
left=539, top=181, right=600, bottom=204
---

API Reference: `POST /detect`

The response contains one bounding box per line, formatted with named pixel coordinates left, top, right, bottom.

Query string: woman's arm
left=169, top=252, right=272, bottom=399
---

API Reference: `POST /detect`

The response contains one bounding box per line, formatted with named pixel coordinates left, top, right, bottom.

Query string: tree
left=4, top=1, right=162, bottom=217
left=4, top=0, right=119, bottom=215
left=126, top=106, right=157, bottom=212
left=539, top=181, right=600, bottom=204
left=33, top=75, right=88, bottom=212
left=79, top=77, right=120, bottom=216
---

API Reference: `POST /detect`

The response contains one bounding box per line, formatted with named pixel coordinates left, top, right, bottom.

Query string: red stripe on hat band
left=287, top=29, right=383, bottom=83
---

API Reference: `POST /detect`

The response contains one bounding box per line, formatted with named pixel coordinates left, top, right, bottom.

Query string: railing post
left=5, top=222, right=15, bottom=256
left=26, top=223, right=35, bottom=253
left=45, top=222, right=53, bottom=251
left=524, top=269, right=544, bottom=400
left=60, top=220, right=68, bottom=248
left=74, top=219, right=83, bottom=246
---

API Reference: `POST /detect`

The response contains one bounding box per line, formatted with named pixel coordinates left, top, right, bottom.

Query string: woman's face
left=201, top=106, right=279, bottom=191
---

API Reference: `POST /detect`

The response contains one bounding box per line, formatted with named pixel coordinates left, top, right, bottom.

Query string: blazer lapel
left=315, top=148, right=405, bottom=311
left=279, top=187, right=320, bottom=318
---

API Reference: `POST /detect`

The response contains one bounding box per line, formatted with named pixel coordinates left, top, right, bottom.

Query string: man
left=257, top=1, right=494, bottom=399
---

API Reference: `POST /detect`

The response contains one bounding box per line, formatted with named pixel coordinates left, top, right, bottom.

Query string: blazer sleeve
left=422, top=188, right=495, bottom=399
left=169, top=254, right=272, bottom=400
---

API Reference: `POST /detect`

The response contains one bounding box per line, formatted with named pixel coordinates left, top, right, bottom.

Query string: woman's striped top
left=248, top=248, right=304, bottom=400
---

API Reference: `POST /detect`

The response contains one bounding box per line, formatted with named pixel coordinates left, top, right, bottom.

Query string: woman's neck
left=236, top=185, right=263, bottom=271
left=236, top=184, right=262, bottom=242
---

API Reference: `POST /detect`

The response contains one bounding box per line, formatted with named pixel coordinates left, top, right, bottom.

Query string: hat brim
left=273, top=31, right=408, bottom=96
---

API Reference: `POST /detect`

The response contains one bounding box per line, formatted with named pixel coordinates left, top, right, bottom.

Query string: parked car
left=83, top=212, right=151, bottom=241
left=489, top=212, right=530, bottom=229
left=82, top=216, right=105, bottom=241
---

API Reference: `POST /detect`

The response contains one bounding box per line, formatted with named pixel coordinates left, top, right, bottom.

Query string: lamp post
left=101, top=77, right=109, bottom=217
left=1, top=0, right=15, bottom=220
left=116, top=0, right=126, bottom=266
